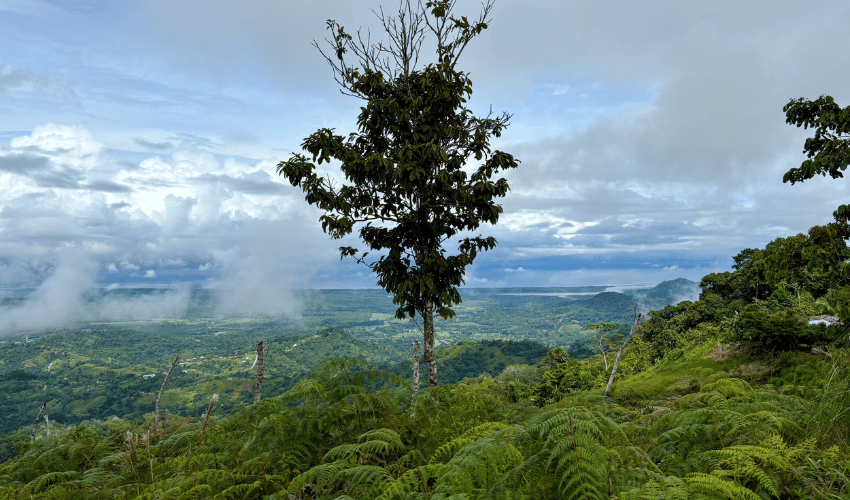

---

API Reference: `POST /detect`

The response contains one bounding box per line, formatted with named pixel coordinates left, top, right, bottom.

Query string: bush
left=739, top=304, right=814, bottom=350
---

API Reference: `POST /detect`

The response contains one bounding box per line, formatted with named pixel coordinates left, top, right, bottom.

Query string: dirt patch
left=702, top=341, right=755, bottom=362
left=669, top=377, right=700, bottom=393
left=730, top=359, right=777, bottom=382
left=640, top=395, right=681, bottom=416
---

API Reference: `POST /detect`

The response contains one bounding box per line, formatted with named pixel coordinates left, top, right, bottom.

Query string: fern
left=431, top=425, right=523, bottom=499
left=710, top=444, right=784, bottom=498
left=685, top=472, right=761, bottom=500
left=21, top=470, right=81, bottom=495
left=620, top=474, right=692, bottom=500
left=377, top=464, right=446, bottom=500
left=510, top=408, right=625, bottom=500
left=652, top=381, right=804, bottom=477
left=326, top=428, right=405, bottom=462
left=430, top=422, right=508, bottom=464
left=218, top=480, right=262, bottom=499
left=287, top=459, right=353, bottom=499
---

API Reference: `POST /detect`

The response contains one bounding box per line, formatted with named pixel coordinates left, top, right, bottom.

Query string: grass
left=608, top=340, right=756, bottom=400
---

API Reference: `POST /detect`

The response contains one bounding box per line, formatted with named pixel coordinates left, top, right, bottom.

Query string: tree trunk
left=254, top=341, right=264, bottom=404
left=411, top=340, right=421, bottom=400
left=156, top=354, right=179, bottom=435
left=597, top=336, right=609, bottom=370
left=31, top=402, right=46, bottom=442
left=605, top=308, right=642, bottom=399
left=422, top=299, right=438, bottom=387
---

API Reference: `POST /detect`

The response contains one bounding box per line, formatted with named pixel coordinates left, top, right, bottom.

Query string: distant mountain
left=623, top=278, right=701, bottom=311
left=584, top=291, right=637, bottom=311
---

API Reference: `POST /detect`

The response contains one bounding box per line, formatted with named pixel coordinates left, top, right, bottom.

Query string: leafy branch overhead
left=783, top=94, right=850, bottom=185
left=783, top=94, right=850, bottom=297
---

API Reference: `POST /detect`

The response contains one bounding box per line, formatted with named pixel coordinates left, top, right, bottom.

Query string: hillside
left=3, top=231, right=849, bottom=499
left=0, top=284, right=691, bottom=437
left=1, top=326, right=847, bottom=498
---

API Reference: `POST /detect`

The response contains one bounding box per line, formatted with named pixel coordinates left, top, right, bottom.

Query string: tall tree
left=278, top=0, right=519, bottom=387
left=783, top=95, right=850, bottom=289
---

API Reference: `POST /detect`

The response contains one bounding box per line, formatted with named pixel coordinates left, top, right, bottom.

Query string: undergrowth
left=1, top=339, right=848, bottom=499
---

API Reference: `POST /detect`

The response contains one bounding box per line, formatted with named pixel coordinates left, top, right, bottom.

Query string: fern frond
left=180, top=482, right=214, bottom=498
left=340, top=465, right=394, bottom=498
left=288, top=459, right=352, bottom=498
left=486, top=452, right=548, bottom=500
left=431, top=422, right=508, bottom=464
left=378, top=464, right=446, bottom=500
left=620, top=475, right=692, bottom=500
left=359, top=428, right=404, bottom=448
left=710, top=437, right=790, bottom=498
left=514, top=408, right=635, bottom=500
left=685, top=472, right=761, bottom=500
left=218, top=480, right=262, bottom=499
left=324, top=428, right=406, bottom=466
left=700, top=378, right=755, bottom=398
left=281, top=378, right=329, bottom=404
left=193, top=467, right=234, bottom=485
left=23, top=470, right=81, bottom=494
left=431, top=426, right=523, bottom=498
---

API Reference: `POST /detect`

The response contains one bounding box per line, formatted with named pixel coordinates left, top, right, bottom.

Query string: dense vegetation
left=0, top=284, right=683, bottom=438
left=1, top=217, right=849, bottom=498
left=2, top=13, right=849, bottom=493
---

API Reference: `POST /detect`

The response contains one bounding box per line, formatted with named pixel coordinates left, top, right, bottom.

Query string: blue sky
left=1, top=0, right=849, bottom=328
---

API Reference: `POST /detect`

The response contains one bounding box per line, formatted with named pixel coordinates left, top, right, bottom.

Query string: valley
left=0, top=280, right=696, bottom=436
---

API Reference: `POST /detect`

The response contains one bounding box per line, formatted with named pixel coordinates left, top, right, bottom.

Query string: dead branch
left=155, top=354, right=180, bottom=436
left=605, top=304, right=642, bottom=399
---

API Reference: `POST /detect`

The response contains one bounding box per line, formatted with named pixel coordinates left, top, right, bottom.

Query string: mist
left=0, top=236, right=310, bottom=337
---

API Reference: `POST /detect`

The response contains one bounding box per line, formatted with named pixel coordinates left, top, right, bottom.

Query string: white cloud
left=0, top=0, right=849, bottom=323
left=10, top=124, right=102, bottom=168
left=143, top=269, right=156, bottom=278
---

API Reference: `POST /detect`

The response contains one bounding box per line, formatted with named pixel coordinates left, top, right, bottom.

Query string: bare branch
left=155, top=354, right=180, bottom=436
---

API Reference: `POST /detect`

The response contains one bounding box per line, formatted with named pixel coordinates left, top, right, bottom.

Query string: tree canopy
left=783, top=94, right=850, bottom=185
left=277, top=0, right=519, bottom=386
left=782, top=94, right=850, bottom=320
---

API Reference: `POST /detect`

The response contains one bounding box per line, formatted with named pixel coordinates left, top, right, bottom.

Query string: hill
left=0, top=283, right=699, bottom=437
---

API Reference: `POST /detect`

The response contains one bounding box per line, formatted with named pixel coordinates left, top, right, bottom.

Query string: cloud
left=191, top=172, right=288, bottom=195
left=8, top=124, right=103, bottom=172
left=0, top=256, right=198, bottom=333
left=0, top=253, right=98, bottom=331
left=3, top=0, right=850, bottom=304
left=83, top=180, right=133, bottom=193
left=0, top=64, right=79, bottom=104
left=23, top=123, right=100, bottom=154
left=134, top=137, right=174, bottom=152
left=0, top=153, right=51, bottom=173
left=0, top=66, right=27, bottom=93
left=206, top=218, right=327, bottom=317
left=0, top=123, right=337, bottom=330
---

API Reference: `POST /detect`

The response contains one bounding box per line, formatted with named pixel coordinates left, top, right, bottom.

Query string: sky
left=1, top=0, right=849, bottom=328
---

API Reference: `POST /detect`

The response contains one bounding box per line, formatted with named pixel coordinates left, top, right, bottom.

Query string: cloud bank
left=1, top=0, right=849, bottom=332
